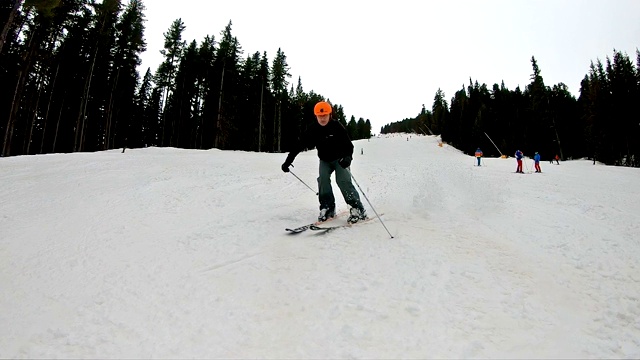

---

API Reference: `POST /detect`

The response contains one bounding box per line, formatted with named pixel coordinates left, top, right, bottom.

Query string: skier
left=474, top=147, right=483, bottom=166
left=534, top=152, right=542, bottom=172
left=281, top=101, right=367, bottom=224
left=515, top=149, right=524, bottom=173
left=554, top=154, right=560, bottom=165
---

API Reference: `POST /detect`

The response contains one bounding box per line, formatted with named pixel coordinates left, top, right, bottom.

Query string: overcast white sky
left=138, top=0, right=639, bottom=132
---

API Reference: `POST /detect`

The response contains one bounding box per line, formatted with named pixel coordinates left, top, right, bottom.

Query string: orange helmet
left=314, top=101, right=332, bottom=116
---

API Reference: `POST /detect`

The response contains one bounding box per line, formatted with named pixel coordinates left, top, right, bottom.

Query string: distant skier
left=534, top=152, right=542, bottom=173
left=554, top=154, right=560, bottom=165
left=281, top=101, right=367, bottom=224
left=474, top=147, right=483, bottom=166
left=515, top=149, right=524, bottom=173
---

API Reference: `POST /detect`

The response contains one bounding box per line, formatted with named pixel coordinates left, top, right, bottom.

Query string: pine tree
left=74, top=0, right=121, bottom=152
left=2, top=0, right=64, bottom=156
left=356, top=118, right=370, bottom=139
left=106, top=0, right=146, bottom=150
left=237, top=51, right=262, bottom=151
left=432, top=88, right=448, bottom=135
left=257, top=52, right=271, bottom=152
left=196, top=34, right=216, bottom=149
left=284, top=76, right=306, bottom=152
left=583, top=60, right=611, bottom=164
left=547, top=82, right=578, bottom=160
left=0, top=0, right=24, bottom=55
left=168, top=39, right=199, bottom=148
left=156, top=18, right=185, bottom=146
left=131, top=67, right=152, bottom=148
left=606, top=50, right=638, bottom=165
left=48, top=2, right=94, bottom=154
left=270, top=48, right=290, bottom=152
left=211, top=20, right=242, bottom=149
left=332, top=103, right=346, bottom=127
left=347, top=116, right=357, bottom=139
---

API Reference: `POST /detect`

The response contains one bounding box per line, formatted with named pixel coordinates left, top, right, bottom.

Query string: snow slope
left=1, top=134, right=639, bottom=358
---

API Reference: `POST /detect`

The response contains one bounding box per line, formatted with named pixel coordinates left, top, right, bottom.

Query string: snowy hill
left=1, top=134, right=639, bottom=358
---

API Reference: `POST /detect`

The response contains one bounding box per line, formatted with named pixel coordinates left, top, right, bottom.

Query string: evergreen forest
left=382, top=53, right=640, bottom=166
left=0, top=0, right=372, bottom=158
left=2, top=0, right=638, bottom=167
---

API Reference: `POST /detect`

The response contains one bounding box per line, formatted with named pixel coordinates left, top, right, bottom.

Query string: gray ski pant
left=317, top=159, right=363, bottom=211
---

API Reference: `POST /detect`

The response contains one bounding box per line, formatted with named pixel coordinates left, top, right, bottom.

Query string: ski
left=309, top=213, right=384, bottom=233
left=285, top=210, right=348, bottom=234
left=285, top=224, right=314, bottom=234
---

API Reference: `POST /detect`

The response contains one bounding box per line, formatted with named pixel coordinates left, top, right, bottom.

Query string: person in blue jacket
left=515, top=150, right=524, bottom=173
left=474, top=148, right=483, bottom=166
left=534, top=152, right=542, bottom=172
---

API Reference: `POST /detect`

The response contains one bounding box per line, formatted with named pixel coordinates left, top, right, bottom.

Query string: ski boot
left=318, top=207, right=336, bottom=222
left=347, top=207, right=367, bottom=224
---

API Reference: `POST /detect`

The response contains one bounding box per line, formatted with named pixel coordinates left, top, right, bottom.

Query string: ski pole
left=347, top=169, right=394, bottom=239
left=523, top=157, right=530, bottom=172
left=289, top=170, right=318, bottom=195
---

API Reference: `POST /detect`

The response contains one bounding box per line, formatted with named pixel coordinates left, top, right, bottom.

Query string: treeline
left=0, top=0, right=372, bottom=157
left=382, top=52, right=640, bottom=167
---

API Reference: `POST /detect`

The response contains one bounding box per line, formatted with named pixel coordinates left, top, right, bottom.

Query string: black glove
left=338, top=157, right=352, bottom=169
left=281, top=162, right=292, bottom=173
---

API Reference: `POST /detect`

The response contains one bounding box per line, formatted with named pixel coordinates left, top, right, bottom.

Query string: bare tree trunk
left=40, top=58, right=61, bottom=153
left=192, top=82, right=201, bottom=149
left=551, top=116, right=563, bottom=160
left=110, top=105, right=121, bottom=150
left=75, top=5, right=115, bottom=152
left=26, top=68, right=45, bottom=154
left=26, top=32, right=60, bottom=154
left=75, top=79, right=87, bottom=151
left=2, top=69, right=23, bottom=156
left=160, top=88, right=169, bottom=146
left=0, top=0, right=23, bottom=55
left=2, top=21, right=38, bottom=156
left=52, top=93, right=66, bottom=152
left=214, top=61, right=225, bottom=148
left=75, top=44, right=100, bottom=152
left=74, top=74, right=89, bottom=151
left=172, top=76, right=185, bottom=147
left=272, top=102, right=277, bottom=152
left=258, top=77, right=263, bottom=152
left=160, top=88, right=167, bottom=146
left=277, top=101, right=281, bottom=152
left=160, top=56, right=177, bottom=147
left=197, top=92, right=204, bottom=149
left=105, top=67, right=121, bottom=150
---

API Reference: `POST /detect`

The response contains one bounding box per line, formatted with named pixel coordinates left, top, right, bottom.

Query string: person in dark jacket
left=281, top=101, right=366, bottom=223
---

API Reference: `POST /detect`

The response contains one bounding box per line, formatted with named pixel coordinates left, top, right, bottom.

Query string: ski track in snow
left=1, top=135, right=639, bottom=358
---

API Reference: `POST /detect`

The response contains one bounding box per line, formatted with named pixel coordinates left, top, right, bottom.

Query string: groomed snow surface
left=1, top=134, right=639, bottom=358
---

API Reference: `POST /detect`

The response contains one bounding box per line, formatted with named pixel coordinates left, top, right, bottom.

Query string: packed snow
left=1, top=134, right=639, bottom=358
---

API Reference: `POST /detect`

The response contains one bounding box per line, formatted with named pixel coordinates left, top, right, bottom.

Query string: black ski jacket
left=284, top=120, right=353, bottom=164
